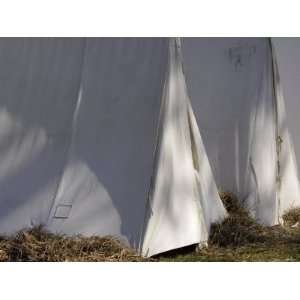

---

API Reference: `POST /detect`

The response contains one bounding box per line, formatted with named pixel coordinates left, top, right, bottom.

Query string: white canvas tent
left=181, top=37, right=300, bottom=225
left=272, top=38, right=300, bottom=219
left=142, top=38, right=227, bottom=256
left=0, top=37, right=227, bottom=257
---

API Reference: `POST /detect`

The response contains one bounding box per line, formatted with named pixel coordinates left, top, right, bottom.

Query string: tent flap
left=141, top=38, right=226, bottom=257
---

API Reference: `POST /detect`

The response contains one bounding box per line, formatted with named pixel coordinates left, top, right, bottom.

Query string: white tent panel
left=182, top=38, right=283, bottom=225
left=0, top=37, right=226, bottom=256
left=142, top=39, right=227, bottom=257
left=0, top=38, right=85, bottom=233
left=271, top=38, right=300, bottom=216
left=272, top=38, right=300, bottom=167
left=47, top=38, right=169, bottom=249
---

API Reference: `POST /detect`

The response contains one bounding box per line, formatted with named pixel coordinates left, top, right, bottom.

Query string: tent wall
left=272, top=38, right=300, bottom=170
left=141, top=38, right=226, bottom=257
left=0, top=37, right=226, bottom=256
left=271, top=38, right=300, bottom=217
left=0, top=38, right=85, bottom=233
left=182, top=38, right=279, bottom=225
left=47, top=38, right=168, bottom=249
left=0, top=38, right=170, bottom=250
left=1, top=37, right=300, bottom=255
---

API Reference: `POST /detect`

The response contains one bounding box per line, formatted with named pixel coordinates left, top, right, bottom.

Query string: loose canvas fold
left=141, top=38, right=227, bottom=257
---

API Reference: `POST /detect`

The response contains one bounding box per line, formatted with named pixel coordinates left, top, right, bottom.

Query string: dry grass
left=1, top=193, right=300, bottom=262
left=0, top=226, right=149, bottom=262
left=282, top=207, right=300, bottom=227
